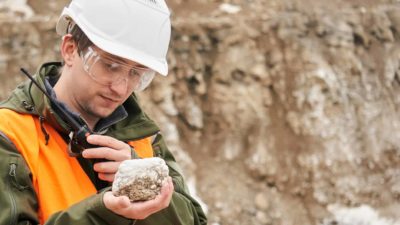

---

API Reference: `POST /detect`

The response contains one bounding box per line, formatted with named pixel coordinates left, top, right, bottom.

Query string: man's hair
left=69, top=24, right=93, bottom=54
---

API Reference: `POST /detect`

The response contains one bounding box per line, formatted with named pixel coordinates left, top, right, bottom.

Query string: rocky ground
left=1, top=0, right=400, bottom=225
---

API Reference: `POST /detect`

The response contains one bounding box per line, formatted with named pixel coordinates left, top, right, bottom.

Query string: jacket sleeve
left=0, top=132, right=135, bottom=225
left=137, top=133, right=207, bottom=225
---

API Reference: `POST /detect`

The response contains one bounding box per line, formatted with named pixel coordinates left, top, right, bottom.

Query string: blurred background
left=1, top=0, right=400, bottom=224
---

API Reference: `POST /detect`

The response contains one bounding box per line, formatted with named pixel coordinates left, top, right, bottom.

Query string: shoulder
left=0, top=79, right=35, bottom=114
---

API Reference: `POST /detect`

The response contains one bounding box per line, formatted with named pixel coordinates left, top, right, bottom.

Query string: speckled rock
left=112, top=158, right=169, bottom=202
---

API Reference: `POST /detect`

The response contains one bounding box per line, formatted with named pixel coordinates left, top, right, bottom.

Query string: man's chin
left=95, top=102, right=119, bottom=117
left=87, top=107, right=115, bottom=120
left=96, top=109, right=115, bottom=119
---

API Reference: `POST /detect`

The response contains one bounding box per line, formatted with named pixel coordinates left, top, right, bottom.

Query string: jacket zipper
left=8, top=163, right=18, bottom=225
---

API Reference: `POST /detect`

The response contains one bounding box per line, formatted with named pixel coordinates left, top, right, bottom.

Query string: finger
left=120, top=182, right=174, bottom=219
left=104, top=192, right=131, bottom=210
left=98, top=173, right=115, bottom=182
left=159, top=177, right=174, bottom=206
left=167, top=178, right=174, bottom=201
left=161, top=177, right=172, bottom=191
left=128, top=196, right=162, bottom=213
left=104, top=192, right=153, bottom=220
left=82, top=147, right=129, bottom=161
left=162, top=176, right=174, bottom=192
left=129, top=182, right=173, bottom=212
left=87, top=134, right=127, bottom=150
left=93, top=161, right=120, bottom=173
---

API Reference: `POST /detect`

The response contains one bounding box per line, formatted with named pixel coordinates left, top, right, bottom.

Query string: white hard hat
left=56, top=0, right=171, bottom=76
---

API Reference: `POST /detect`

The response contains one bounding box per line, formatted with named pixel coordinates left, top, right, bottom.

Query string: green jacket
left=0, top=62, right=207, bottom=225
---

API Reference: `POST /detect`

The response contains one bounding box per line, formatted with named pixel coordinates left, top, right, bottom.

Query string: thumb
left=104, top=192, right=131, bottom=210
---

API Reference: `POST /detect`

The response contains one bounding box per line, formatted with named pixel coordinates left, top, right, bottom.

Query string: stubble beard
left=79, top=101, right=113, bottom=124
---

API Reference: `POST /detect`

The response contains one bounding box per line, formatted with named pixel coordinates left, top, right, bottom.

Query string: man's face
left=63, top=42, right=145, bottom=121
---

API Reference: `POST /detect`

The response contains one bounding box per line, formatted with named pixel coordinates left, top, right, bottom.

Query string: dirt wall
left=1, top=0, right=400, bottom=225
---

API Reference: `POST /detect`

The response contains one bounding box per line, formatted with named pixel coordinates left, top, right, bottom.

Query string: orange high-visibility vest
left=0, top=109, right=153, bottom=223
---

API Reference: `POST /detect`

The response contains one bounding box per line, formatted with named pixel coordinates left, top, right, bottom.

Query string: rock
left=112, top=158, right=169, bottom=202
left=256, top=211, right=272, bottom=225
left=255, top=192, right=269, bottom=210
left=325, top=204, right=399, bottom=225
left=219, top=3, right=241, bottom=14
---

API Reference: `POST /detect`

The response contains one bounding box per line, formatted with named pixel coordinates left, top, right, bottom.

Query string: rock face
left=2, top=0, right=400, bottom=225
left=112, top=158, right=169, bottom=202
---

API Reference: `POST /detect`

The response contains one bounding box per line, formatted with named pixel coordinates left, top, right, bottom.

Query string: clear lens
left=135, top=70, right=155, bottom=91
left=81, top=47, right=155, bottom=91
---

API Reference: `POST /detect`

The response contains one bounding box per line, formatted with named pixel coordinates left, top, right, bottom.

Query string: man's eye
left=129, top=69, right=141, bottom=78
left=103, top=62, right=121, bottom=72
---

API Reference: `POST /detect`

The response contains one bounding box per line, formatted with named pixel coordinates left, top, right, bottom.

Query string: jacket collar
left=43, top=77, right=128, bottom=133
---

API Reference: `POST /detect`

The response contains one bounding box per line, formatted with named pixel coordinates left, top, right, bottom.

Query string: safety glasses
left=80, top=46, right=155, bottom=91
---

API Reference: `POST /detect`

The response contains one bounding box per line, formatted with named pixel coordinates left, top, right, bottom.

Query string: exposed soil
left=1, top=0, right=400, bottom=225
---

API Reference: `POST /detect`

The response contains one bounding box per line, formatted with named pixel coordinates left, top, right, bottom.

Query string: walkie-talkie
left=20, top=68, right=100, bottom=157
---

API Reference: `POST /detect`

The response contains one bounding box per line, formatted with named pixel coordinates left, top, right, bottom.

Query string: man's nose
left=109, top=78, right=129, bottom=95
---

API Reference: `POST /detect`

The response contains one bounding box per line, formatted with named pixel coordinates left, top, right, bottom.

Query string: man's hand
left=82, top=134, right=132, bottom=182
left=103, top=177, right=174, bottom=220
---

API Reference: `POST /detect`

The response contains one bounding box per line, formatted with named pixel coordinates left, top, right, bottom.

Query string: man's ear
left=60, top=34, right=77, bottom=67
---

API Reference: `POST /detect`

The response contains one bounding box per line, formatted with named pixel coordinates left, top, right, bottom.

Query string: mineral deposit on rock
left=112, top=157, right=169, bottom=202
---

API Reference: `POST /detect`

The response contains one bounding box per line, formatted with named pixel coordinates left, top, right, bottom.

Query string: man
left=0, top=0, right=207, bottom=224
